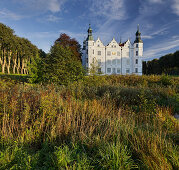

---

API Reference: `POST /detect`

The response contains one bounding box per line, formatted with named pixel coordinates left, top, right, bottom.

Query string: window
left=86, top=49, right=88, bottom=54
left=126, top=69, right=130, bottom=74
left=114, top=45, right=116, bottom=48
left=117, top=59, right=120, bottom=65
left=117, top=52, right=120, bottom=56
left=98, top=51, right=101, bottom=55
left=98, top=68, right=102, bottom=73
left=86, top=58, right=88, bottom=63
left=107, top=60, right=111, bottom=65
left=98, top=59, right=101, bottom=66
left=93, top=50, right=94, bottom=54
left=117, top=68, right=120, bottom=74
left=112, top=59, right=116, bottom=65
left=126, top=59, right=130, bottom=65
left=136, top=59, right=138, bottom=64
left=136, top=51, right=138, bottom=56
left=136, top=44, right=138, bottom=48
left=107, top=51, right=111, bottom=56
left=97, top=44, right=100, bottom=47
left=112, top=68, right=116, bottom=74
left=107, top=68, right=111, bottom=73
left=135, top=68, right=138, bottom=73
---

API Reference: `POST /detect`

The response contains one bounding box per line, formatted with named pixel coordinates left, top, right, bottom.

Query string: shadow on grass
left=0, top=73, right=29, bottom=83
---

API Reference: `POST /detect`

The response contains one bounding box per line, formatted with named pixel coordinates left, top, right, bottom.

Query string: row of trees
left=0, top=23, right=39, bottom=74
left=143, top=51, right=179, bottom=75
left=0, top=23, right=84, bottom=85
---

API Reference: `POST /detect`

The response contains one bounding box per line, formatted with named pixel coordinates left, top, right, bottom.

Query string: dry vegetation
left=0, top=75, right=178, bottom=169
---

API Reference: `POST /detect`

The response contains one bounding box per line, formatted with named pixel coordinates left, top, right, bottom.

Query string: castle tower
left=133, top=24, right=143, bottom=75
left=84, top=24, right=95, bottom=71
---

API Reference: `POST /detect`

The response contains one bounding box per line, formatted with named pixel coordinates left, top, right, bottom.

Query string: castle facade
left=82, top=25, right=144, bottom=75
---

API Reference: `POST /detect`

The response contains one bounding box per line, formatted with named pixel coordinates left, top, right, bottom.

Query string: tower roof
left=86, top=24, right=94, bottom=41
left=134, top=24, right=143, bottom=43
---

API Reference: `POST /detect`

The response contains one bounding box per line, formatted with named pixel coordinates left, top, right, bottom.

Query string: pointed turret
left=86, top=24, right=94, bottom=41
left=134, top=24, right=143, bottom=43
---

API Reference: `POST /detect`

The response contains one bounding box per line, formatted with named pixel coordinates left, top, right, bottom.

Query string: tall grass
left=0, top=75, right=178, bottom=169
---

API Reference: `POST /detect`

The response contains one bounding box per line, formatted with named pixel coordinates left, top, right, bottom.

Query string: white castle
left=82, top=25, right=144, bottom=75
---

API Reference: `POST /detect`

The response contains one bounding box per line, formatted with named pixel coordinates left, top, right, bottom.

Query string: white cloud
left=22, top=30, right=85, bottom=52
left=142, top=35, right=153, bottom=39
left=47, top=15, right=61, bottom=22
left=90, top=0, right=125, bottom=20
left=171, top=0, right=179, bottom=16
left=148, top=0, right=163, bottom=3
left=150, top=27, right=168, bottom=36
left=24, top=31, right=59, bottom=39
left=144, top=39, right=179, bottom=58
left=13, top=0, right=66, bottom=13
left=0, top=8, right=23, bottom=20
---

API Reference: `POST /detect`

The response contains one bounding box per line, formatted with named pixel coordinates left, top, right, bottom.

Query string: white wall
left=82, top=38, right=143, bottom=75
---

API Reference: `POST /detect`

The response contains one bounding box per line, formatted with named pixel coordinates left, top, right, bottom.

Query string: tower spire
left=119, top=36, right=122, bottom=45
left=86, top=24, right=94, bottom=41
left=134, top=24, right=143, bottom=43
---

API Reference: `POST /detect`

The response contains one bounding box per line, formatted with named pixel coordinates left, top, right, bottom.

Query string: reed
left=0, top=75, right=178, bottom=169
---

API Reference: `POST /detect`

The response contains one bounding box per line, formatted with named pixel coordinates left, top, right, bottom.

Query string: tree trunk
left=13, top=58, right=17, bottom=74
left=21, top=58, right=24, bottom=74
left=6, top=51, right=11, bottom=74
left=2, top=49, right=6, bottom=73
left=17, top=57, right=21, bottom=74
left=24, top=59, right=28, bottom=74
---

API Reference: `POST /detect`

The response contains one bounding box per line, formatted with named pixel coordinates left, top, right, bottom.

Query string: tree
left=0, top=22, right=39, bottom=75
left=144, top=50, right=179, bottom=75
left=89, top=58, right=102, bottom=75
left=55, top=33, right=82, bottom=62
left=28, top=49, right=46, bottom=83
left=43, top=43, right=84, bottom=85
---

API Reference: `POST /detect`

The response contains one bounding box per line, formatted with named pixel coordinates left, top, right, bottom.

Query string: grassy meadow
left=0, top=74, right=178, bottom=169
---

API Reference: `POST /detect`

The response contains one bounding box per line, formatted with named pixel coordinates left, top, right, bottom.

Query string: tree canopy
left=0, top=23, right=39, bottom=75
left=143, top=51, right=179, bottom=75
left=42, top=43, right=84, bottom=85
left=55, top=33, right=82, bottom=62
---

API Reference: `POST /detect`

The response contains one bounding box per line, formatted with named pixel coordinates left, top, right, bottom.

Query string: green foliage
left=0, top=23, right=39, bottom=75
left=144, top=50, right=179, bottom=75
left=97, top=142, right=136, bottom=169
left=43, top=44, right=84, bottom=85
left=28, top=54, right=41, bottom=83
left=160, top=74, right=174, bottom=86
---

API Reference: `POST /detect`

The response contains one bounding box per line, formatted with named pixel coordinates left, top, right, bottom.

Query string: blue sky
left=0, top=0, right=179, bottom=60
